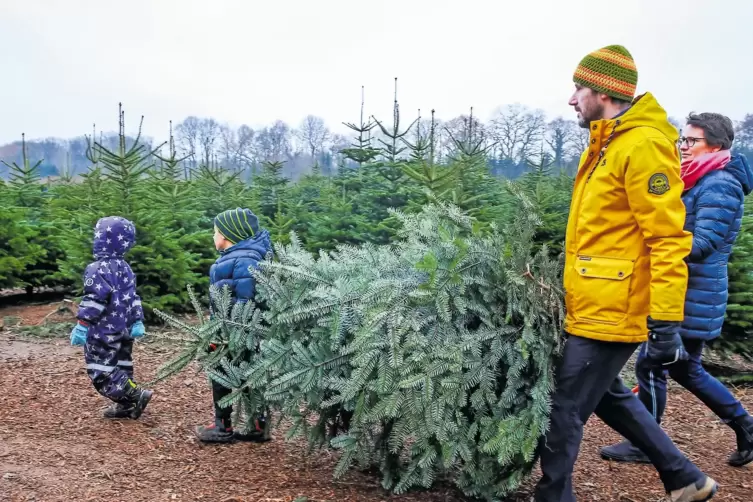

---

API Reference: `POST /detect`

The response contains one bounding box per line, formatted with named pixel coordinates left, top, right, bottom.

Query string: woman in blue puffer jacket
left=601, top=112, right=753, bottom=468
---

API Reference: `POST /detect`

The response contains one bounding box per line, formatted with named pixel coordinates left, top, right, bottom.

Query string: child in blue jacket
left=195, top=207, right=272, bottom=443
left=70, top=216, right=153, bottom=419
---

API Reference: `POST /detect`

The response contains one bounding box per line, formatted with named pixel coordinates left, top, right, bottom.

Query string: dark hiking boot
left=233, top=415, right=270, bottom=443
left=103, top=402, right=134, bottom=419
left=728, top=414, right=753, bottom=467
left=599, top=440, right=651, bottom=464
left=667, top=475, right=717, bottom=501
left=123, top=380, right=153, bottom=419
left=196, top=418, right=234, bottom=443
left=233, top=429, right=269, bottom=442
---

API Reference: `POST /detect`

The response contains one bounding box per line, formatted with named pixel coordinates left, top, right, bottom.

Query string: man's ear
left=596, top=92, right=611, bottom=103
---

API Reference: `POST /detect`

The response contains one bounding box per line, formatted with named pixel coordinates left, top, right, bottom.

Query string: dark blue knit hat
left=214, top=207, right=259, bottom=244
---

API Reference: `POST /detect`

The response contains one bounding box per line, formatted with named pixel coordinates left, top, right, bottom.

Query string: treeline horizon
left=4, top=91, right=751, bottom=182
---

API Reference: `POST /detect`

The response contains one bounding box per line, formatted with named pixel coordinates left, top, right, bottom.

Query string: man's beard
left=577, top=103, right=604, bottom=129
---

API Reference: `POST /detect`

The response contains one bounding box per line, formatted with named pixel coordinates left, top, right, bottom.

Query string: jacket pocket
left=572, top=255, right=634, bottom=325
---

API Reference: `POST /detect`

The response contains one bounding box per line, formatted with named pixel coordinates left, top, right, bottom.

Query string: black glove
left=645, top=317, right=689, bottom=367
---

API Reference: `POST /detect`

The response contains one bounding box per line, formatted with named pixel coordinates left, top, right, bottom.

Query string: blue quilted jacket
left=209, top=229, right=272, bottom=306
left=681, top=153, right=753, bottom=340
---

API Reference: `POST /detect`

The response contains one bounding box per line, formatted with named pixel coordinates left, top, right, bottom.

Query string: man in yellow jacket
left=533, top=45, right=718, bottom=502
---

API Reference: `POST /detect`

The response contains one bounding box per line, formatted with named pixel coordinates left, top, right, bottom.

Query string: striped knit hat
left=573, top=45, right=638, bottom=102
left=214, top=207, right=259, bottom=244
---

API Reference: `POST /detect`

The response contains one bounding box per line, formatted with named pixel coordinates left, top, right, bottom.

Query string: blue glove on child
left=70, top=323, right=88, bottom=346
left=130, top=320, right=145, bottom=338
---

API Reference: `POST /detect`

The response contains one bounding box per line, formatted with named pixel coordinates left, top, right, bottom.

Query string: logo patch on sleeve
left=648, top=173, right=670, bottom=195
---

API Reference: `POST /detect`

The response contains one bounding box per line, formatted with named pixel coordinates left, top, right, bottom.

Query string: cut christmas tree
left=155, top=195, right=564, bottom=500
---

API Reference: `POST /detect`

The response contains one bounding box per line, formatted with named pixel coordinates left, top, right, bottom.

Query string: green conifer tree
left=250, top=160, right=289, bottom=221
left=303, top=190, right=372, bottom=252
left=1, top=134, right=66, bottom=293
left=54, top=105, right=206, bottom=316
left=352, top=80, right=422, bottom=244
left=0, top=206, right=44, bottom=290
left=2, top=133, right=45, bottom=209
left=49, top=151, right=107, bottom=286
left=720, top=200, right=753, bottom=359
left=149, top=122, right=216, bottom=299
left=401, top=110, right=459, bottom=206
left=340, top=86, right=380, bottom=169
left=264, top=199, right=296, bottom=245
left=442, top=109, right=502, bottom=220
left=512, top=144, right=572, bottom=255
left=193, top=162, right=248, bottom=220
left=401, top=110, right=472, bottom=210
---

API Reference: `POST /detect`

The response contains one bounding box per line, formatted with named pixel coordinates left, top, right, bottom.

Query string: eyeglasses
left=677, top=136, right=706, bottom=147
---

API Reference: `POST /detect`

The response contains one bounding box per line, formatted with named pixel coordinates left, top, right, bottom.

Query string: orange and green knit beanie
left=573, top=45, right=638, bottom=102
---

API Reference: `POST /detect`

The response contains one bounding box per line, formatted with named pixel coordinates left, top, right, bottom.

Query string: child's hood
left=221, top=229, right=272, bottom=259
left=93, top=216, right=136, bottom=259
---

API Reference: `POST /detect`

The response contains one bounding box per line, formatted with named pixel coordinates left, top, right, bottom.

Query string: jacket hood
left=725, top=153, right=753, bottom=196
left=93, top=216, right=136, bottom=259
left=221, top=229, right=272, bottom=258
left=606, top=92, right=679, bottom=143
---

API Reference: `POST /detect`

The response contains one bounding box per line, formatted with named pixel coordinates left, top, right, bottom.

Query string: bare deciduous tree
left=255, top=120, right=291, bottom=162
left=175, top=116, right=199, bottom=167
left=218, top=123, right=238, bottom=168
left=235, top=124, right=256, bottom=169
left=297, top=115, right=331, bottom=160
left=736, top=114, right=753, bottom=151
left=328, top=133, right=351, bottom=163
left=490, top=104, right=546, bottom=163
left=571, top=125, right=589, bottom=156
left=546, top=117, right=584, bottom=168
left=198, top=118, right=220, bottom=166
left=440, top=114, right=487, bottom=159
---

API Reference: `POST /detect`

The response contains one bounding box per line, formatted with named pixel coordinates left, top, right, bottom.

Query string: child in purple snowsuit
left=69, top=216, right=153, bottom=419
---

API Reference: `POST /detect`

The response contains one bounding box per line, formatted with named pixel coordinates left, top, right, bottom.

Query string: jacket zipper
left=585, top=119, right=621, bottom=184
left=568, top=120, right=622, bottom=256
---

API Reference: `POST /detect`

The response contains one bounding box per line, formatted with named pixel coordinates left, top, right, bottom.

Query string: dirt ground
left=1, top=301, right=751, bottom=502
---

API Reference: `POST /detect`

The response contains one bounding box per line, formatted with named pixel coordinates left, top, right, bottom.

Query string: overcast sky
left=1, top=0, right=751, bottom=145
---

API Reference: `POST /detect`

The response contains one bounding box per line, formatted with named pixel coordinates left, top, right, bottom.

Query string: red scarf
left=680, top=150, right=731, bottom=190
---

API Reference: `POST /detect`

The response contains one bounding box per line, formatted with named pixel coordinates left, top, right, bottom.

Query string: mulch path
left=0, top=302, right=751, bottom=502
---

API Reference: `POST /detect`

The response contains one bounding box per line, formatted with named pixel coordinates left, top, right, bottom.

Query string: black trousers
left=533, top=334, right=703, bottom=502
left=212, top=377, right=233, bottom=423
left=210, top=347, right=255, bottom=426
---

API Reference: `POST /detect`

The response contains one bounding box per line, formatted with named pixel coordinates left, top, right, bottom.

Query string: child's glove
left=70, top=322, right=88, bottom=346
left=130, top=320, right=145, bottom=338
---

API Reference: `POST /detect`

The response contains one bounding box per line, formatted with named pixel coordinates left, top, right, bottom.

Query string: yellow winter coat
left=564, top=92, right=692, bottom=343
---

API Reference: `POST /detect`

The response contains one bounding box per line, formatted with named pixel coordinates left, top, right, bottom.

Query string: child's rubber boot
left=123, top=380, right=153, bottom=419
left=103, top=402, right=134, bottom=419
left=196, top=417, right=234, bottom=443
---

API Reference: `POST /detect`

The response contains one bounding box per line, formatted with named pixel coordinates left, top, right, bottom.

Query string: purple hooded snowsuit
left=76, top=216, right=144, bottom=402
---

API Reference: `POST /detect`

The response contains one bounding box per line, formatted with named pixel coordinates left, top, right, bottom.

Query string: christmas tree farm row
left=0, top=103, right=750, bottom=359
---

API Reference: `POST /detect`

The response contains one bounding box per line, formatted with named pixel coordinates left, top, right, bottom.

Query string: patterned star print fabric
left=76, top=216, right=144, bottom=402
